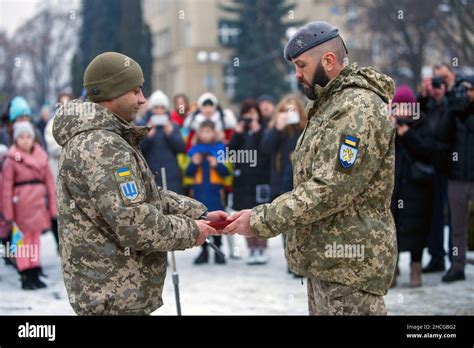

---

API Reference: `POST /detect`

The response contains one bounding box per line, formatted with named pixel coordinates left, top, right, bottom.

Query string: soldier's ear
left=322, top=52, right=337, bottom=72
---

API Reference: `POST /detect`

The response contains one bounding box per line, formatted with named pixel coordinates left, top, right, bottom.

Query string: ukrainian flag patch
left=117, top=167, right=131, bottom=177
left=344, top=135, right=358, bottom=147
left=336, top=133, right=360, bottom=174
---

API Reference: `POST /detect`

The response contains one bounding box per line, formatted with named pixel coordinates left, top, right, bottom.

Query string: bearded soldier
left=225, top=21, right=397, bottom=315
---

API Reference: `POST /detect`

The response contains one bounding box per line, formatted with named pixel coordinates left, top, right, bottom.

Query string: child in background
left=0, top=144, right=13, bottom=267
left=2, top=122, right=57, bottom=290
left=186, top=120, right=229, bottom=265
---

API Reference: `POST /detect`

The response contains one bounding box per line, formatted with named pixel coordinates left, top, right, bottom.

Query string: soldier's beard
left=302, top=62, right=330, bottom=100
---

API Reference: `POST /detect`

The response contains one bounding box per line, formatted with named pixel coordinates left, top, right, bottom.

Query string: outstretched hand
left=223, top=209, right=255, bottom=237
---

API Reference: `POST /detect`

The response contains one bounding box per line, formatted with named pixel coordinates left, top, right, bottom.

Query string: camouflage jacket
left=53, top=100, right=207, bottom=315
left=250, top=64, right=397, bottom=296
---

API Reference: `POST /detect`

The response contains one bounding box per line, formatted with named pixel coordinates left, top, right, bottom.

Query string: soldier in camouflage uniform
left=53, top=52, right=224, bottom=315
left=224, top=22, right=397, bottom=315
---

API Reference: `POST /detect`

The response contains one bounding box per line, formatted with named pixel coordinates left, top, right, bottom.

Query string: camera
left=431, top=77, right=444, bottom=89
left=150, top=114, right=168, bottom=126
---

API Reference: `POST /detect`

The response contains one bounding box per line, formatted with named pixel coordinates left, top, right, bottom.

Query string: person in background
left=417, top=77, right=451, bottom=274
left=183, top=92, right=236, bottom=151
left=436, top=74, right=474, bottom=283
left=36, top=104, right=51, bottom=139
left=390, top=85, right=436, bottom=288
left=140, top=90, right=186, bottom=194
left=1, top=102, right=10, bottom=146
left=45, top=93, right=73, bottom=182
left=0, top=144, right=13, bottom=267
left=260, top=95, right=306, bottom=200
left=434, top=63, right=469, bottom=113
left=182, top=93, right=236, bottom=254
left=7, top=96, right=46, bottom=149
left=229, top=98, right=271, bottom=265
left=44, top=93, right=73, bottom=250
left=260, top=94, right=307, bottom=277
left=256, top=94, right=275, bottom=128
left=186, top=120, right=229, bottom=264
left=2, top=121, right=57, bottom=290
left=170, top=93, right=190, bottom=128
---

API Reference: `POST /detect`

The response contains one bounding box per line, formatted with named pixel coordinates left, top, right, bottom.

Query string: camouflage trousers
left=307, top=278, right=387, bottom=315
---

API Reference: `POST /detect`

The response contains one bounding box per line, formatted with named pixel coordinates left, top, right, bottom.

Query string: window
left=218, top=20, right=240, bottom=47
left=223, top=63, right=236, bottom=98
left=153, top=29, right=171, bottom=56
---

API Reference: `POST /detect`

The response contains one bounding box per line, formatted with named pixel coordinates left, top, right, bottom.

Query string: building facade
left=142, top=0, right=376, bottom=106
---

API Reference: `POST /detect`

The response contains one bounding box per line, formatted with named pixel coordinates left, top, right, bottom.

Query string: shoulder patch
left=335, top=133, right=360, bottom=175
left=113, top=165, right=143, bottom=205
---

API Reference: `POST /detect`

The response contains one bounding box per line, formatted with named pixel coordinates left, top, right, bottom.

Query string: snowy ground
left=0, top=229, right=473, bottom=315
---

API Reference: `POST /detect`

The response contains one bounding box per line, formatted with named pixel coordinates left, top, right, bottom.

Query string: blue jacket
left=186, top=142, right=229, bottom=211
left=139, top=113, right=186, bottom=194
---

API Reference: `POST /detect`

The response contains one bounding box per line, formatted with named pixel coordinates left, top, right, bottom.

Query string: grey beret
left=284, top=21, right=347, bottom=61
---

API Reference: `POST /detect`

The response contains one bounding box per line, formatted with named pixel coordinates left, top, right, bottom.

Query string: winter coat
left=53, top=99, right=206, bottom=315
left=391, top=113, right=435, bottom=252
left=139, top=114, right=186, bottom=194
left=250, top=63, right=397, bottom=296
left=260, top=127, right=301, bottom=198
left=229, top=126, right=271, bottom=210
left=186, top=142, right=230, bottom=211
left=437, top=96, right=474, bottom=181
left=183, top=107, right=237, bottom=150
left=0, top=163, right=12, bottom=239
left=44, top=116, right=62, bottom=182
left=2, top=144, right=57, bottom=234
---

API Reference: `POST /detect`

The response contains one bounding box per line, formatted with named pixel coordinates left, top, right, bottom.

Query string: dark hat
left=83, top=52, right=144, bottom=102
left=256, top=94, right=275, bottom=104
left=463, top=75, right=474, bottom=87
left=392, top=85, right=417, bottom=104
left=284, top=21, right=347, bottom=61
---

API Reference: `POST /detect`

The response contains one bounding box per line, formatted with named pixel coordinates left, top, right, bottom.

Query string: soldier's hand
left=194, top=220, right=217, bottom=246
left=223, top=209, right=255, bottom=237
left=206, top=210, right=229, bottom=222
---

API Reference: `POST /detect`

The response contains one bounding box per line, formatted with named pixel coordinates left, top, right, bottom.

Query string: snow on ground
left=0, top=229, right=473, bottom=315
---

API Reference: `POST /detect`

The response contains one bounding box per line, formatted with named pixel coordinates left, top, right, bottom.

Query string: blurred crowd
left=1, top=61, right=473, bottom=291
left=390, top=63, right=474, bottom=287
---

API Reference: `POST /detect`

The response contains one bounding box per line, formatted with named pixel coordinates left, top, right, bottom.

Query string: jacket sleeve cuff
left=185, top=219, right=201, bottom=248
left=250, top=204, right=279, bottom=239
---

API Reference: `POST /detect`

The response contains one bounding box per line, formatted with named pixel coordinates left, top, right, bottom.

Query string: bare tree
left=0, top=32, right=19, bottom=113
left=351, top=0, right=473, bottom=89
left=435, top=0, right=474, bottom=65
left=8, top=4, right=80, bottom=110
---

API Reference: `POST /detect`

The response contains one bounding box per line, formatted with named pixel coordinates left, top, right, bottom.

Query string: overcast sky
left=0, top=0, right=80, bottom=37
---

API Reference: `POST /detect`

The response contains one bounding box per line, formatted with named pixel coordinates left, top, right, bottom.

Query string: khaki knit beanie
left=83, top=52, right=144, bottom=102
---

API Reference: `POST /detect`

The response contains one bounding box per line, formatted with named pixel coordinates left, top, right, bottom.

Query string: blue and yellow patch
left=344, top=135, right=358, bottom=147
left=116, top=167, right=131, bottom=177
left=336, top=134, right=360, bottom=174
left=113, top=165, right=142, bottom=205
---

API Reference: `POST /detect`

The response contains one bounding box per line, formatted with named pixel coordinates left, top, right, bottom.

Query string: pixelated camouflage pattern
left=53, top=100, right=207, bottom=315
left=307, top=277, right=386, bottom=315
left=250, top=63, right=397, bottom=296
